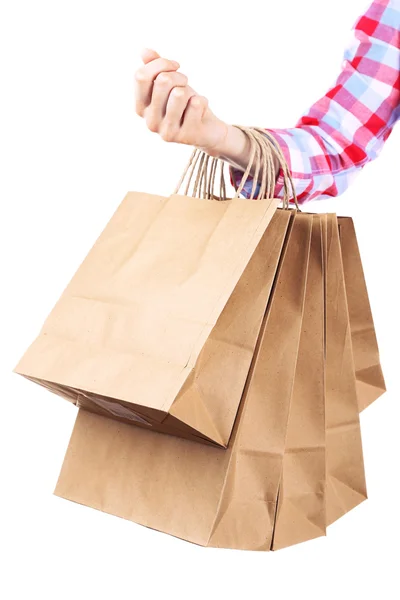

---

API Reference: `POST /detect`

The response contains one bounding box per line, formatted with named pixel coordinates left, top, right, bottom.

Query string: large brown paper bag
left=338, top=216, right=386, bottom=411
left=324, top=214, right=367, bottom=525
left=55, top=211, right=312, bottom=550
left=14, top=191, right=281, bottom=448
left=207, top=212, right=311, bottom=549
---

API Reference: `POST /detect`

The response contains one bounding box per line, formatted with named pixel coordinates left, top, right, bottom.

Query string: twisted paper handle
left=173, top=125, right=298, bottom=209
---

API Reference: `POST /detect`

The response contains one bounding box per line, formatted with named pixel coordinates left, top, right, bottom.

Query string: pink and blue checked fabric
left=230, top=0, right=400, bottom=203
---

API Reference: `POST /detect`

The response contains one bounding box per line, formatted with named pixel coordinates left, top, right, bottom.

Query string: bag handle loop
left=173, top=125, right=298, bottom=209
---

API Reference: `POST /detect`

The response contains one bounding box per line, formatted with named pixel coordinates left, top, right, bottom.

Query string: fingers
left=140, top=48, right=160, bottom=64
left=135, top=50, right=210, bottom=148
left=159, top=87, right=196, bottom=141
left=135, top=57, right=180, bottom=116
left=145, top=71, right=188, bottom=131
left=182, top=95, right=208, bottom=131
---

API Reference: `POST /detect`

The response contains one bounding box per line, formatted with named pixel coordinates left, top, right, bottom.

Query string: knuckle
left=155, top=72, right=172, bottom=86
left=160, top=132, right=172, bottom=142
left=189, top=95, right=207, bottom=111
left=177, top=73, right=188, bottom=86
left=135, top=101, right=145, bottom=117
left=172, top=86, right=185, bottom=98
left=145, top=115, right=159, bottom=133
left=134, top=69, right=148, bottom=83
left=160, top=125, right=176, bottom=142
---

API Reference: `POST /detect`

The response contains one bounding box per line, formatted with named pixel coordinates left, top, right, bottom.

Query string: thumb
left=141, top=48, right=160, bottom=64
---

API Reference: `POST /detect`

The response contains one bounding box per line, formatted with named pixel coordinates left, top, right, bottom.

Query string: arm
left=135, top=2, right=399, bottom=204
left=223, top=0, right=400, bottom=203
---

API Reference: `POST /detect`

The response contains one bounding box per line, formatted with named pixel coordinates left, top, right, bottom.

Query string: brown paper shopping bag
left=324, top=214, right=367, bottom=526
left=338, top=217, right=386, bottom=411
left=14, top=128, right=291, bottom=448
left=55, top=211, right=313, bottom=550
left=207, top=212, right=311, bottom=549
left=271, top=214, right=325, bottom=550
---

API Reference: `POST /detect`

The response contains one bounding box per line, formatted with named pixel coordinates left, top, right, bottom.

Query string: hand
left=134, top=48, right=229, bottom=157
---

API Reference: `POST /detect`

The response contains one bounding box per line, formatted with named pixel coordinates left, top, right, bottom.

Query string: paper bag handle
left=173, top=125, right=298, bottom=209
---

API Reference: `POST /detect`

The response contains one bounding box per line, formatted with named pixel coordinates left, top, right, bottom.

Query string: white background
left=1, top=0, right=399, bottom=598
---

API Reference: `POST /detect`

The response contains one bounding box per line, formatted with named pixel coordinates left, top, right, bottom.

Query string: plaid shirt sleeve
left=230, top=0, right=400, bottom=204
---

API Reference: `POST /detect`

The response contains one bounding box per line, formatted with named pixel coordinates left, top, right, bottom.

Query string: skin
left=134, top=48, right=279, bottom=178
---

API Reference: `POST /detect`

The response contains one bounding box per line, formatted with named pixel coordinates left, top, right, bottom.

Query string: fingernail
left=171, top=60, right=180, bottom=68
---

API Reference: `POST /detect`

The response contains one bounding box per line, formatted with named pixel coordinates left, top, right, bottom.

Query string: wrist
left=212, top=124, right=249, bottom=163
left=222, top=126, right=281, bottom=176
left=198, top=124, right=281, bottom=182
left=196, top=122, right=247, bottom=161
